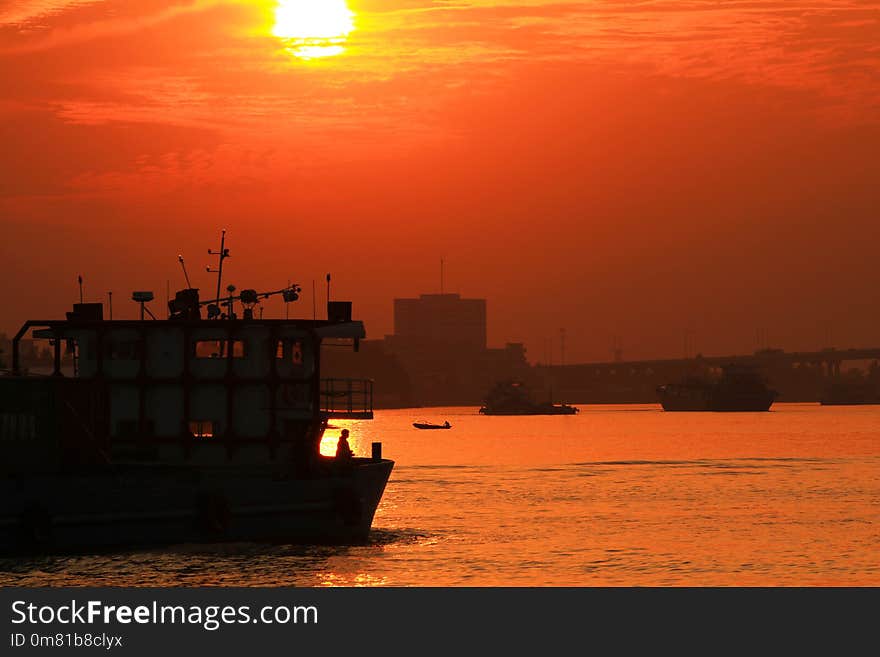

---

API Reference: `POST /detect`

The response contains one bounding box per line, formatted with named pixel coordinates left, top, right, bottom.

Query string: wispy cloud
left=3, top=0, right=879, bottom=199
left=0, top=0, right=234, bottom=53
left=0, top=1, right=106, bottom=26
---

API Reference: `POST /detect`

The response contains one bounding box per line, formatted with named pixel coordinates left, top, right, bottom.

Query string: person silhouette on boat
left=336, top=429, right=354, bottom=460
left=443, top=421, right=450, bottom=428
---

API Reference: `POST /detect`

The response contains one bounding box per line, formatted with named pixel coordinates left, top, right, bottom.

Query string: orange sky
left=1, top=1, right=879, bottom=363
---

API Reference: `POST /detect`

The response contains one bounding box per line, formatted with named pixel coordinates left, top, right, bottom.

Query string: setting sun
left=272, top=0, right=355, bottom=59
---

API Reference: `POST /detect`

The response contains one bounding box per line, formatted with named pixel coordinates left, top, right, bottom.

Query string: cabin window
left=195, top=340, right=223, bottom=359
left=276, top=339, right=304, bottom=365
left=189, top=420, right=214, bottom=439
left=0, top=413, right=36, bottom=441
left=106, top=339, right=143, bottom=361
left=194, top=340, right=246, bottom=359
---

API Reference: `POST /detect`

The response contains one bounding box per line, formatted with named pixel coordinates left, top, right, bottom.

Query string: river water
left=1, top=403, right=878, bottom=586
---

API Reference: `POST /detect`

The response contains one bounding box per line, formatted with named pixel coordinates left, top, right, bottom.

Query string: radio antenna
left=78, top=275, right=83, bottom=303
left=178, top=255, right=192, bottom=289
left=207, top=229, right=230, bottom=305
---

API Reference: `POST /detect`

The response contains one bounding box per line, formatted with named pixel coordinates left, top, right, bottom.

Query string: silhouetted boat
left=820, top=381, right=880, bottom=406
left=478, top=380, right=578, bottom=415
left=0, top=233, right=392, bottom=555
left=656, top=364, right=777, bottom=412
left=412, top=421, right=452, bottom=430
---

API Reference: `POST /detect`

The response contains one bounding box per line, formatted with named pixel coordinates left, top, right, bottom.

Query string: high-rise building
left=392, top=293, right=486, bottom=350
left=323, top=291, right=530, bottom=407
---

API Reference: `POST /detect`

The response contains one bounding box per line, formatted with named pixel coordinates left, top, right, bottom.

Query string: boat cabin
left=2, top=291, right=373, bottom=471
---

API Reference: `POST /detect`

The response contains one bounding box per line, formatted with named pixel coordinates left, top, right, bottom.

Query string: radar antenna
left=132, top=291, right=156, bottom=320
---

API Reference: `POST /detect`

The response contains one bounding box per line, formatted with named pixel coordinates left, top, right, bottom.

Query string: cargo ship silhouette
left=0, top=232, right=392, bottom=554
left=656, top=364, right=777, bottom=412
left=479, top=380, right=578, bottom=415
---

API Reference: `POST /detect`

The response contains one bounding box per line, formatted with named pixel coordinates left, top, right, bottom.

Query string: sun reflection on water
left=319, top=572, right=389, bottom=587
left=272, top=0, right=354, bottom=60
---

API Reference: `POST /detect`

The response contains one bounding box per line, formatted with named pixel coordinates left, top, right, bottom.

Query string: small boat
left=413, top=421, right=452, bottom=430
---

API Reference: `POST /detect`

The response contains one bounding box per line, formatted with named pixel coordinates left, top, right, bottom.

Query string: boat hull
left=0, top=458, right=393, bottom=555
left=658, top=387, right=775, bottom=412
left=820, top=383, right=880, bottom=406
left=478, top=407, right=579, bottom=415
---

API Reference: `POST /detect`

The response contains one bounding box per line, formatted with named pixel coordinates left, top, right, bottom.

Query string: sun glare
left=273, top=0, right=355, bottom=60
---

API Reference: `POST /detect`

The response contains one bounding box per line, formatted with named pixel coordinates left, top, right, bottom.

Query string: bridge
left=537, top=347, right=880, bottom=404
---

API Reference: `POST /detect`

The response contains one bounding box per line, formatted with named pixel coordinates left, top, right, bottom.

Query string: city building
left=322, top=292, right=531, bottom=407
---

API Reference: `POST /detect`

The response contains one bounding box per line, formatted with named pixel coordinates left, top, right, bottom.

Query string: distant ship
left=820, top=381, right=880, bottom=406
left=656, top=365, right=777, bottom=412
left=478, top=380, right=578, bottom=415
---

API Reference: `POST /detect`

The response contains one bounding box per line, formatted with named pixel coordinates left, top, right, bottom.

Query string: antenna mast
left=207, top=229, right=230, bottom=302
left=77, top=275, right=83, bottom=304
left=178, top=255, right=192, bottom=289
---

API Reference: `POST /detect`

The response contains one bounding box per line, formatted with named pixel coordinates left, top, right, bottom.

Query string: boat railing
left=320, top=378, right=373, bottom=419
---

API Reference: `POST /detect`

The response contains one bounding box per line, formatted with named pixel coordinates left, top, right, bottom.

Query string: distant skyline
left=2, top=1, right=879, bottom=363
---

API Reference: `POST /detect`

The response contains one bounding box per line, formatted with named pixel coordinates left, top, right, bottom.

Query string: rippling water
left=2, top=403, right=878, bottom=586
